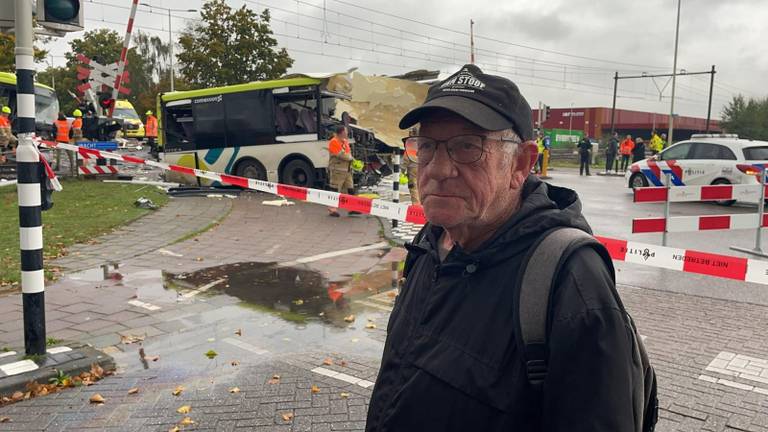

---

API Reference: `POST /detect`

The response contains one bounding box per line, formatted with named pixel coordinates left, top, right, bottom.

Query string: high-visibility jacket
left=0, top=116, right=9, bottom=128
left=0, top=116, right=11, bottom=146
left=649, top=134, right=663, bottom=152
left=71, top=117, right=83, bottom=140
left=536, top=137, right=544, bottom=153
left=145, top=115, right=158, bottom=137
left=328, top=136, right=352, bottom=172
left=620, top=138, right=635, bottom=156
left=55, top=119, right=70, bottom=143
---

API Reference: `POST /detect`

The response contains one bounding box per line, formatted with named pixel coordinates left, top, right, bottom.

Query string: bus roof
left=0, top=71, right=55, bottom=92
left=160, top=77, right=323, bottom=103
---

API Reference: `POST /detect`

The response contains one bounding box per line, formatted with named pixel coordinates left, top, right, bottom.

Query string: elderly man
left=366, top=65, right=652, bottom=431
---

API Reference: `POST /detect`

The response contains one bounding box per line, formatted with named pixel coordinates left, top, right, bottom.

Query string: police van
left=626, top=134, right=768, bottom=204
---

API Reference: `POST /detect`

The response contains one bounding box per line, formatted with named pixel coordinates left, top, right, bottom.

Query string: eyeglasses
left=402, top=134, right=521, bottom=165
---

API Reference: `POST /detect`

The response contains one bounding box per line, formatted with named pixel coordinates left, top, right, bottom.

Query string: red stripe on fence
left=595, top=236, right=628, bottom=261
left=339, top=194, right=373, bottom=214
left=682, top=250, right=748, bottom=281
left=701, top=185, right=733, bottom=201
left=632, top=218, right=666, bottom=233
left=122, top=155, right=145, bottom=164
left=634, top=187, right=668, bottom=203
left=220, top=174, right=249, bottom=189
left=277, top=184, right=308, bottom=201
left=699, top=215, right=731, bottom=231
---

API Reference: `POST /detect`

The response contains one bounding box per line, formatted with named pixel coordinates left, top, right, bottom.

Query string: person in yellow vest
left=535, top=132, right=545, bottom=173
left=68, top=109, right=84, bottom=176
left=401, top=127, right=420, bottom=205
left=649, top=131, right=663, bottom=156
left=660, top=133, right=668, bottom=150
left=145, top=110, right=159, bottom=159
left=327, top=125, right=356, bottom=217
left=0, top=106, right=16, bottom=157
left=53, top=112, right=71, bottom=172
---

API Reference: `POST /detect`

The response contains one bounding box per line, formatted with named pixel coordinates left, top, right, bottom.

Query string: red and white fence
left=634, top=184, right=768, bottom=203
left=633, top=213, right=768, bottom=233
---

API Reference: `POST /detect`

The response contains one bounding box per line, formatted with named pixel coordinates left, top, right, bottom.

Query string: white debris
left=262, top=199, right=295, bottom=207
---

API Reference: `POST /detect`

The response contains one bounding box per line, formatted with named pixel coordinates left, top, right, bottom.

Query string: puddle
left=166, top=261, right=399, bottom=327
left=66, top=264, right=180, bottom=303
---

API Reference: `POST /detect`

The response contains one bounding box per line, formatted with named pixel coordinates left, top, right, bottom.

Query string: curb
left=0, top=343, right=115, bottom=397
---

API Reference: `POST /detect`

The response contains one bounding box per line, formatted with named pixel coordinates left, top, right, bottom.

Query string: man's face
left=417, top=111, right=533, bottom=229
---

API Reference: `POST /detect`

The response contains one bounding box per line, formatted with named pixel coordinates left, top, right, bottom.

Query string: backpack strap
left=515, top=227, right=613, bottom=389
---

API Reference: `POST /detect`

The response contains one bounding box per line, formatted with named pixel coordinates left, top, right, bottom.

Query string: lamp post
left=140, top=3, right=197, bottom=92
left=667, top=0, right=682, bottom=145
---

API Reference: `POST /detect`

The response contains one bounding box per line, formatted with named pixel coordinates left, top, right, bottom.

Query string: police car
left=626, top=134, right=768, bottom=204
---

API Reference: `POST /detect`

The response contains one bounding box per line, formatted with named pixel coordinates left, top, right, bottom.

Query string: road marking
left=265, top=244, right=281, bottom=255
left=127, top=299, right=161, bottom=311
left=222, top=337, right=269, bottom=355
left=0, top=351, right=17, bottom=359
left=354, top=299, right=393, bottom=313
left=699, top=351, right=768, bottom=395
left=180, top=278, right=226, bottom=299
left=280, top=242, right=389, bottom=267
left=311, top=366, right=375, bottom=389
left=47, top=346, right=73, bottom=354
left=0, top=360, right=39, bottom=376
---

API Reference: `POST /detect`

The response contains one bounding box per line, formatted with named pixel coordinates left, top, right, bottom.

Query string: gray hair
left=488, top=128, right=522, bottom=165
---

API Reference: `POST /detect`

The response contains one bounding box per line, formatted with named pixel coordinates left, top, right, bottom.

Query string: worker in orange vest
left=53, top=112, right=71, bottom=172
left=0, top=106, right=15, bottom=155
left=401, top=127, right=420, bottom=204
left=619, top=134, right=634, bottom=172
left=145, top=110, right=159, bottom=159
left=327, top=125, right=356, bottom=217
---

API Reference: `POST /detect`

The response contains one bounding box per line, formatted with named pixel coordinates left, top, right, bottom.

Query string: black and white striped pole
left=15, top=0, right=46, bottom=356
left=392, top=151, right=400, bottom=229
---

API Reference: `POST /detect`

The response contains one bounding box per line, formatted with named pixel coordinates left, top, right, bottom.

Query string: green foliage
left=720, top=95, right=768, bottom=141
left=46, top=337, right=62, bottom=347
left=37, top=29, right=172, bottom=117
left=177, top=1, right=293, bottom=88
left=49, top=369, right=72, bottom=386
left=0, top=33, right=49, bottom=72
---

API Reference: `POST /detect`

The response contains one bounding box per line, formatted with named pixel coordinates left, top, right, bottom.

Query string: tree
left=720, top=95, right=768, bottom=141
left=177, top=1, right=293, bottom=88
left=0, top=33, right=49, bottom=72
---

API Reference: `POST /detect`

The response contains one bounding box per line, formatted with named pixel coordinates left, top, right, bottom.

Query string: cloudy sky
left=43, top=0, right=767, bottom=120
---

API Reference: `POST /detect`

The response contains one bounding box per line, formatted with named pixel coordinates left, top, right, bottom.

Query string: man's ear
left=510, top=141, right=537, bottom=188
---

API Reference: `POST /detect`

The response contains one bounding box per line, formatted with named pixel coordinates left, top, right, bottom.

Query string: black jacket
left=632, top=141, right=646, bottom=160
left=577, top=138, right=592, bottom=154
left=607, top=137, right=619, bottom=155
left=367, top=177, right=635, bottom=432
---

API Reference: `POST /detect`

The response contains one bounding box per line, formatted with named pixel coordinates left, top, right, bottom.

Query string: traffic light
left=543, top=105, right=551, bottom=121
left=37, top=0, right=84, bottom=33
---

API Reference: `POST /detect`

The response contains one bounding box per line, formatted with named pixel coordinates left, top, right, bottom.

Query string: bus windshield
left=34, top=86, right=59, bottom=124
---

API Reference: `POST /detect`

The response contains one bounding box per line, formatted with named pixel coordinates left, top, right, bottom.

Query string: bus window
left=164, top=102, right=195, bottom=152
left=224, top=90, right=275, bottom=147
left=193, top=97, right=227, bottom=150
left=274, top=88, right=319, bottom=138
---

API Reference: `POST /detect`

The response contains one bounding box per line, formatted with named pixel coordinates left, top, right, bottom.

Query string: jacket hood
left=412, top=175, right=592, bottom=272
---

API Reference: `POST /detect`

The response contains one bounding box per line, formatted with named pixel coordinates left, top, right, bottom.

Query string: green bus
left=158, top=76, right=359, bottom=187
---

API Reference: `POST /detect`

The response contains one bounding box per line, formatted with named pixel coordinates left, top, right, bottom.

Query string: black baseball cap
left=399, top=64, right=534, bottom=141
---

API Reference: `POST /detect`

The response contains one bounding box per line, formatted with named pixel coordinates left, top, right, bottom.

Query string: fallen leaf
left=90, top=363, right=105, bottom=379
left=267, top=374, right=280, bottom=385
left=338, top=360, right=348, bottom=367
left=344, top=314, right=355, bottom=323
left=168, top=427, right=180, bottom=432
left=179, top=417, right=194, bottom=426
left=365, top=322, right=377, bottom=329
left=89, top=394, right=105, bottom=404
left=0, top=416, right=10, bottom=423
left=120, top=334, right=145, bottom=344
left=10, top=392, right=23, bottom=402
left=234, top=328, right=242, bottom=336
left=204, top=350, right=218, bottom=359
left=340, top=392, right=350, bottom=399
left=230, top=360, right=240, bottom=367
left=144, top=355, right=160, bottom=362
left=195, top=257, right=204, bottom=262
left=176, top=405, right=191, bottom=414
left=292, top=299, right=304, bottom=305
left=228, top=387, right=240, bottom=393
left=386, top=290, right=397, bottom=298
left=323, top=358, right=333, bottom=366
left=311, top=385, right=320, bottom=393
left=128, top=388, right=139, bottom=395
left=172, top=385, right=184, bottom=396
left=281, top=412, right=294, bottom=421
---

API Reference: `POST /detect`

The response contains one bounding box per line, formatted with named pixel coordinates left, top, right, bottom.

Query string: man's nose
left=425, top=144, right=457, bottom=180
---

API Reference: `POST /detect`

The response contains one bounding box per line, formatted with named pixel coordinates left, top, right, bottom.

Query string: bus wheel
left=282, top=159, right=315, bottom=187
left=236, top=159, right=267, bottom=180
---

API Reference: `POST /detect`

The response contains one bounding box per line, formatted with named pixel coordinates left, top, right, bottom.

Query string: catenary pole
left=667, top=0, right=681, bottom=144
left=15, top=0, right=46, bottom=355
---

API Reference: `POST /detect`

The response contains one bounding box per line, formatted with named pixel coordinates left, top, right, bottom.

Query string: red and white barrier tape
left=79, top=165, right=119, bottom=175
left=37, top=139, right=768, bottom=286
left=633, top=214, right=768, bottom=233
left=634, top=184, right=766, bottom=203
left=37, top=140, right=427, bottom=224
left=596, top=236, right=768, bottom=284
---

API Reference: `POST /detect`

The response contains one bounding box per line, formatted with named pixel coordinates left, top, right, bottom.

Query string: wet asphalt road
left=546, top=168, right=768, bottom=306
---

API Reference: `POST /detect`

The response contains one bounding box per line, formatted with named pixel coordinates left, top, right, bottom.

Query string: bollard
left=540, top=148, right=550, bottom=178
left=730, top=168, right=768, bottom=258
left=392, top=152, right=400, bottom=229
left=662, top=173, right=671, bottom=247
left=15, top=0, right=46, bottom=356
